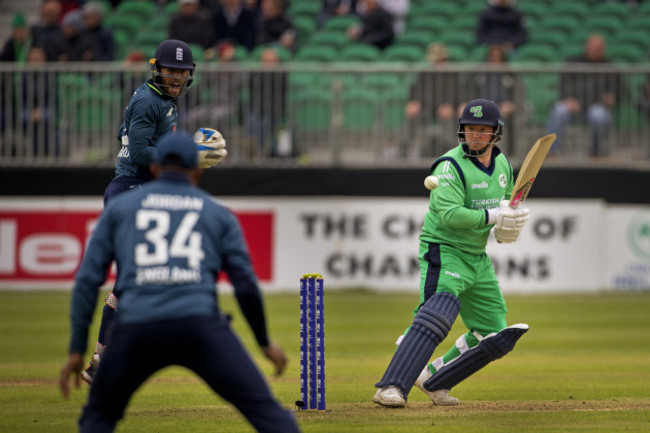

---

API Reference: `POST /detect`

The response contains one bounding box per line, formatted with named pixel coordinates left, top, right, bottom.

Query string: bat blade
left=509, top=133, right=556, bottom=208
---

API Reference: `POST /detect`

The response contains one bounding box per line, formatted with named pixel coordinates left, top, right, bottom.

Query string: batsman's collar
left=155, top=132, right=198, bottom=168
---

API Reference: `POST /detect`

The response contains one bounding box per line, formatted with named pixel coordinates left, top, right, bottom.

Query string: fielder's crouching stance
left=374, top=99, right=530, bottom=408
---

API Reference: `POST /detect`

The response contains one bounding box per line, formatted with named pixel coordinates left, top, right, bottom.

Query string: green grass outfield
left=1, top=290, right=649, bottom=432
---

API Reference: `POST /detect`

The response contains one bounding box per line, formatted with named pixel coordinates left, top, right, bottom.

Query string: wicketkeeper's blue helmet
left=457, top=99, right=504, bottom=156
left=150, top=39, right=195, bottom=98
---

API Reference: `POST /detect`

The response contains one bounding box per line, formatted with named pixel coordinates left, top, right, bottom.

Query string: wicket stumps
left=299, top=273, right=325, bottom=411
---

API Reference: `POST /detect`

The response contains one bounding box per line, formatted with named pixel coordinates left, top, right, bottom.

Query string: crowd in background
left=1, top=0, right=649, bottom=160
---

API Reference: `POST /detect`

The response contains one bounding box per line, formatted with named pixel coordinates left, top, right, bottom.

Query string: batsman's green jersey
left=416, top=144, right=514, bottom=362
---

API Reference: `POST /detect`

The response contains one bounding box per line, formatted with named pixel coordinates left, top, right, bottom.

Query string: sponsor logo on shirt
left=471, top=181, right=488, bottom=189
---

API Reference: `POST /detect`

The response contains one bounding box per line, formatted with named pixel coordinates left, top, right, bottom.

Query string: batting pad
left=375, top=292, right=460, bottom=396
left=423, top=324, right=529, bottom=391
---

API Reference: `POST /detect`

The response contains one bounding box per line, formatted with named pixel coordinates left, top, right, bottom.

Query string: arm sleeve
left=68, top=210, right=115, bottom=354
left=220, top=212, right=270, bottom=348
left=127, top=98, right=158, bottom=166
left=432, top=164, right=487, bottom=229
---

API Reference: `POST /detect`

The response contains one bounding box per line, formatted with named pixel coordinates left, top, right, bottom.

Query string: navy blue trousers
left=79, top=314, right=300, bottom=433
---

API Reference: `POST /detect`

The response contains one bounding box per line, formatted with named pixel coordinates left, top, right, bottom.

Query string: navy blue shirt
left=69, top=173, right=269, bottom=354
left=115, top=81, right=178, bottom=180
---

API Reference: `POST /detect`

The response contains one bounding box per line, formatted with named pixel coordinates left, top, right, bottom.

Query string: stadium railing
left=0, top=62, right=648, bottom=167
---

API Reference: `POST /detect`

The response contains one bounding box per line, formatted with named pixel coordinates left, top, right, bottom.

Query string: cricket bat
left=509, top=133, right=556, bottom=209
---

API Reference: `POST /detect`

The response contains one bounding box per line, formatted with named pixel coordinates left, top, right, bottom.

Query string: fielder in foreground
left=374, top=99, right=531, bottom=408
left=83, top=39, right=226, bottom=383
left=59, top=132, right=299, bottom=433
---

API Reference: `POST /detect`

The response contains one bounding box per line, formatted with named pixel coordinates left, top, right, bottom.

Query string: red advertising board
left=0, top=209, right=273, bottom=286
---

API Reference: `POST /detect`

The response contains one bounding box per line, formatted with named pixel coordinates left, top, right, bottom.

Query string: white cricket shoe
left=373, top=386, right=406, bottom=408
left=81, top=353, right=101, bottom=384
left=415, top=367, right=459, bottom=406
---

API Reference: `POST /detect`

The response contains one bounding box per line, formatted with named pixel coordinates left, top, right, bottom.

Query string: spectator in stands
left=347, top=0, right=394, bottom=50
left=379, top=0, right=409, bottom=35
left=468, top=44, right=516, bottom=150
left=213, top=0, right=257, bottom=51
left=256, top=0, right=296, bottom=51
left=245, top=46, right=290, bottom=157
left=20, top=45, right=59, bottom=156
left=476, top=0, right=527, bottom=54
left=61, top=9, right=93, bottom=61
left=405, top=43, right=467, bottom=156
left=81, top=1, right=116, bottom=61
left=1, top=12, right=32, bottom=62
left=546, top=34, right=622, bottom=157
left=186, top=41, right=246, bottom=134
left=170, top=0, right=215, bottom=50
left=636, top=75, right=650, bottom=120
left=30, top=0, right=68, bottom=62
left=318, top=0, right=358, bottom=28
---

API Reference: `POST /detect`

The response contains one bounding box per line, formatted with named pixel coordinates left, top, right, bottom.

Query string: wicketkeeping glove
left=194, top=127, right=227, bottom=168
left=487, top=200, right=530, bottom=243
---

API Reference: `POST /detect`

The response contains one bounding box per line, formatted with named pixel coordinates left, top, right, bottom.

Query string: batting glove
left=490, top=200, right=530, bottom=243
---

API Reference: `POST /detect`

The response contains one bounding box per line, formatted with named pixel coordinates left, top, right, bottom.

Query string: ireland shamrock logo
left=470, top=105, right=483, bottom=118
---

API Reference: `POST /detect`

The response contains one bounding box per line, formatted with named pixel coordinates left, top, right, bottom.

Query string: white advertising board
left=2, top=197, right=646, bottom=293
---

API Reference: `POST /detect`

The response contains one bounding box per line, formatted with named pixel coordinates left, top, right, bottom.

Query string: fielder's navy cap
left=155, top=132, right=198, bottom=168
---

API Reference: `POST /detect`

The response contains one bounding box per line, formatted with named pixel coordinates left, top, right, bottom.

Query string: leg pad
left=375, top=292, right=460, bottom=396
left=424, top=324, right=529, bottom=391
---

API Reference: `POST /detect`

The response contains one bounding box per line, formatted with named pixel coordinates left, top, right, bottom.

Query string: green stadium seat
left=341, top=88, right=379, bottom=131
left=380, top=88, right=409, bottom=131
left=382, top=44, right=425, bottom=63
left=615, top=103, right=645, bottom=130
left=407, top=16, right=447, bottom=34
left=517, top=3, right=547, bottom=21
left=288, top=2, right=321, bottom=19
left=290, top=72, right=328, bottom=91
left=592, top=2, right=632, bottom=21
left=163, top=2, right=179, bottom=15
left=610, top=31, right=650, bottom=52
left=115, top=2, right=157, bottom=22
left=396, top=31, right=435, bottom=50
left=293, top=16, right=317, bottom=43
left=584, top=17, right=623, bottom=37
left=626, top=15, right=650, bottom=31
left=133, top=30, right=167, bottom=47
left=536, top=16, right=579, bottom=36
left=551, top=3, right=589, bottom=20
left=468, top=45, right=489, bottom=62
left=513, top=45, right=556, bottom=62
left=105, top=15, right=142, bottom=35
left=409, top=3, right=459, bottom=20
left=527, top=31, right=567, bottom=49
left=523, top=74, right=558, bottom=126
left=291, top=89, right=332, bottom=132
left=444, top=45, right=468, bottom=62
left=308, top=31, right=350, bottom=50
left=339, top=44, right=380, bottom=62
left=451, top=16, right=478, bottom=32
left=608, top=45, right=647, bottom=63
left=362, top=74, right=406, bottom=93
left=323, top=15, right=360, bottom=32
left=295, top=45, right=337, bottom=62
left=439, top=32, right=475, bottom=50
left=559, top=43, right=585, bottom=61
left=462, top=2, right=487, bottom=16
left=146, top=15, right=170, bottom=33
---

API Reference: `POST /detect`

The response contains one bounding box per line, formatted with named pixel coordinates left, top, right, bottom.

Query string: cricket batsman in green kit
left=374, top=99, right=531, bottom=408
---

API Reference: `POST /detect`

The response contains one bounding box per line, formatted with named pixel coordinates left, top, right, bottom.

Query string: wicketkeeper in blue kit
left=82, top=38, right=226, bottom=383
left=59, top=132, right=300, bottom=433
